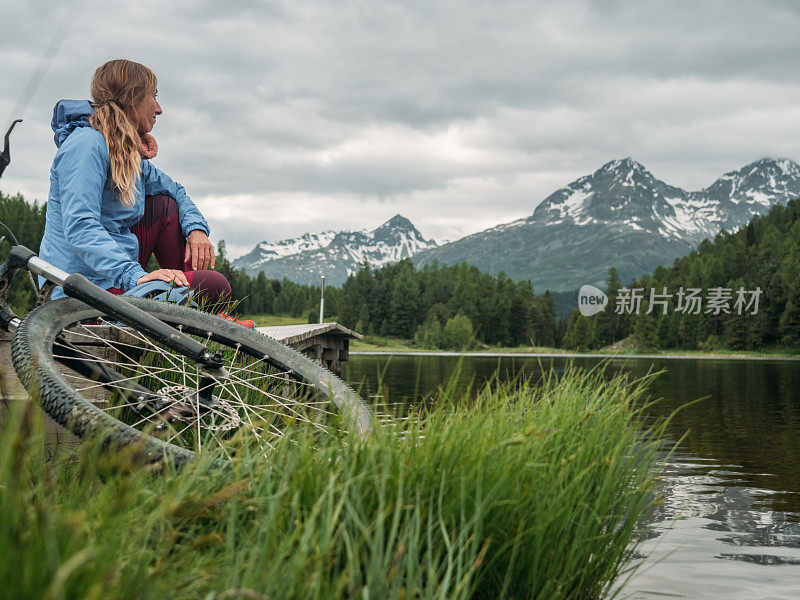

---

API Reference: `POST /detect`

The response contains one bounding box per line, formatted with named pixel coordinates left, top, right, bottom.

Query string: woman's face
left=128, top=91, right=162, bottom=133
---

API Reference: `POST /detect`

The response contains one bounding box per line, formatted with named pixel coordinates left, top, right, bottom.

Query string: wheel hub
left=146, top=384, right=243, bottom=431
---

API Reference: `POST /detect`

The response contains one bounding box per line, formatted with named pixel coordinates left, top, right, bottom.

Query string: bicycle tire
left=11, top=297, right=373, bottom=465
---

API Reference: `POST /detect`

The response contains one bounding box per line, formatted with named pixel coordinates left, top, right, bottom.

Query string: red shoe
left=217, top=312, right=255, bottom=329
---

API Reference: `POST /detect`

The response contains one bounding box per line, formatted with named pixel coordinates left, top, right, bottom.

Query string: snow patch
left=744, top=190, right=773, bottom=206
left=549, top=187, right=593, bottom=220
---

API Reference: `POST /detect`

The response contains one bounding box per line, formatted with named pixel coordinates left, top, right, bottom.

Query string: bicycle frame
left=0, top=244, right=238, bottom=418
left=0, top=245, right=226, bottom=373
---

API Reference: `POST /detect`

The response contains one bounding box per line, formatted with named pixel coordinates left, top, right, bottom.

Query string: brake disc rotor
left=152, top=384, right=243, bottom=431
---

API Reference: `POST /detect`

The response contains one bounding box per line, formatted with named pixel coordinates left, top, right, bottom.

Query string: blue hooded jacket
left=40, top=99, right=210, bottom=297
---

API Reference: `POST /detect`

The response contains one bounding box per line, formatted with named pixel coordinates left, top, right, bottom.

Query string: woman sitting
left=40, top=59, right=231, bottom=309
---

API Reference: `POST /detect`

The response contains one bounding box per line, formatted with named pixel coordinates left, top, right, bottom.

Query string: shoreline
left=350, top=350, right=800, bottom=361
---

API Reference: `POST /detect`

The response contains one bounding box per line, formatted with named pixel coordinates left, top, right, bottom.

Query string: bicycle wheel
left=12, top=297, right=373, bottom=465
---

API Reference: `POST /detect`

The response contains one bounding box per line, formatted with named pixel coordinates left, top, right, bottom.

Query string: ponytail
left=89, top=59, right=158, bottom=208
left=90, top=101, right=141, bottom=207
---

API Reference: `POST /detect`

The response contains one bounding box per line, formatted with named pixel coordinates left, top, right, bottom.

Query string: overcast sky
left=3, top=0, right=800, bottom=258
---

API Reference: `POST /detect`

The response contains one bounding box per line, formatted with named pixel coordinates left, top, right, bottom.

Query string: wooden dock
left=257, top=322, right=361, bottom=376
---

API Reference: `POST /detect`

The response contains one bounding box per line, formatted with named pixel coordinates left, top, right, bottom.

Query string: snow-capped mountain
left=232, top=215, right=437, bottom=286
left=413, top=157, right=800, bottom=291
left=697, top=158, right=800, bottom=232
left=234, top=231, right=338, bottom=270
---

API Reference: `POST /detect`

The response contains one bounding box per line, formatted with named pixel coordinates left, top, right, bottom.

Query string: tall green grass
left=0, top=364, right=666, bottom=600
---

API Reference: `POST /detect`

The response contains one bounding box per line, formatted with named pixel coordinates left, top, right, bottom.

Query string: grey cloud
left=3, top=0, right=800, bottom=257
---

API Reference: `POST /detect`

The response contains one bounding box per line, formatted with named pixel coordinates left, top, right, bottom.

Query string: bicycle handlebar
left=0, top=119, right=22, bottom=179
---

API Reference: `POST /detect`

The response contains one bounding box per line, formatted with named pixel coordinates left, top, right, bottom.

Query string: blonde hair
left=89, top=59, right=157, bottom=207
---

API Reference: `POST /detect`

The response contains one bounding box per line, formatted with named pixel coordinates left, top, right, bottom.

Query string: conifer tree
left=388, top=262, right=419, bottom=338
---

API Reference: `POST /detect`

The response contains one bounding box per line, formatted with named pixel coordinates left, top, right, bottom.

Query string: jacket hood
left=51, top=99, right=94, bottom=147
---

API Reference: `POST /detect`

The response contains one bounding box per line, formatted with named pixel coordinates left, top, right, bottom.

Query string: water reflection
left=345, top=354, right=800, bottom=599
left=625, top=452, right=800, bottom=598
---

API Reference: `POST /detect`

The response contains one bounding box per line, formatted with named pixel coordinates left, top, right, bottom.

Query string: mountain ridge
left=232, top=214, right=437, bottom=286
left=412, top=157, right=800, bottom=291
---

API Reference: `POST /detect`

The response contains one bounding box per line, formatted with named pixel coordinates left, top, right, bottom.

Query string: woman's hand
left=185, top=230, right=215, bottom=271
left=137, top=269, right=190, bottom=287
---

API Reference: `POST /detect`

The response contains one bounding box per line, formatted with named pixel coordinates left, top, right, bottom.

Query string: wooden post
left=0, top=331, right=77, bottom=457
left=319, top=275, right=325, bottom=324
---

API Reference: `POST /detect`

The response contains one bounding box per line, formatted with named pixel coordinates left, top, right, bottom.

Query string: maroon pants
left=110, top=195, right=231, bottom=307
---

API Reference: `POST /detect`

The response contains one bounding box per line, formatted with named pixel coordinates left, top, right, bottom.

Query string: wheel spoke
left=222, top=374, right=336, bottom=435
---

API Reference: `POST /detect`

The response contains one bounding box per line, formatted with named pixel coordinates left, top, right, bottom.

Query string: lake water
left=344, top=353, right=800, bottom=599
